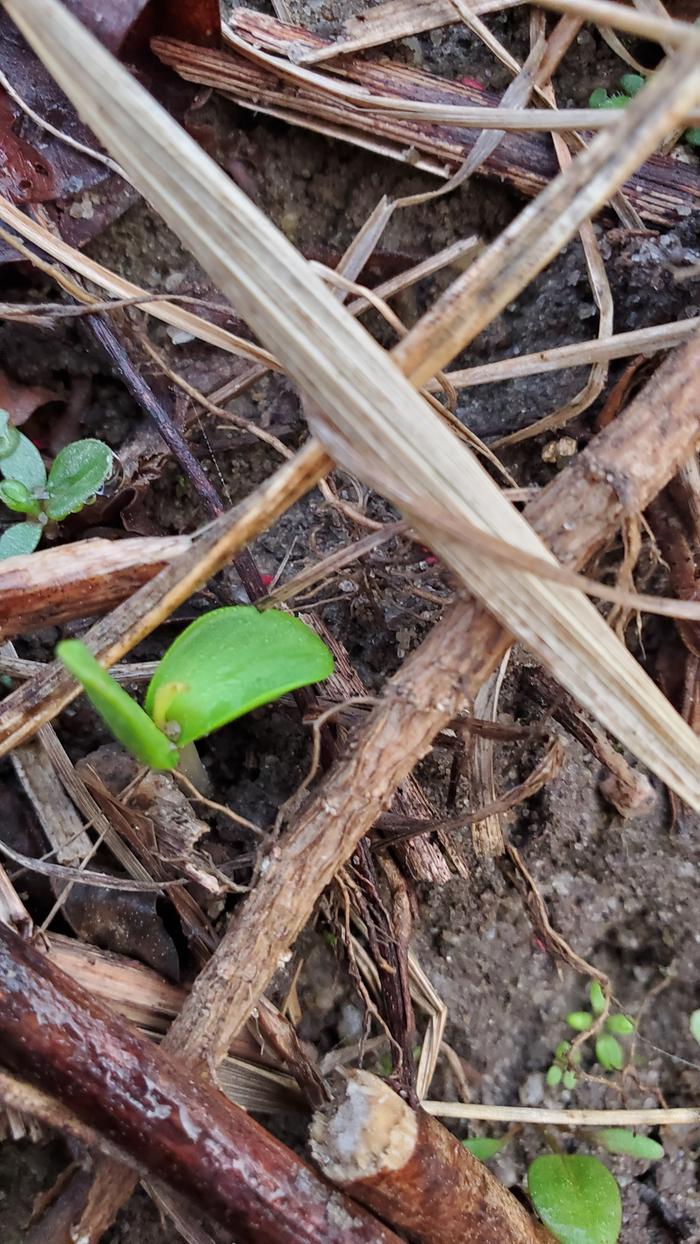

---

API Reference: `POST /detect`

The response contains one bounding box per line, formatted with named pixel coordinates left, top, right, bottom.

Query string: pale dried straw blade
left=7, top=0, right=700, bottom=810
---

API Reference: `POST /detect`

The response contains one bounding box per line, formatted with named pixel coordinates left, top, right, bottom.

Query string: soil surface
left=1, top=1, right=699, bottom=1241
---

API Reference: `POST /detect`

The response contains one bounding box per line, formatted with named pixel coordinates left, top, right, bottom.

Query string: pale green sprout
left=57, top=606, right=335, bottom=771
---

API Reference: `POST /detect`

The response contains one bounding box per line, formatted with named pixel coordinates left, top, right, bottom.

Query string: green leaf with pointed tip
left=589, top=981, right=606, bottom=1016
left=0, top=521, right=42, bottom=560
left=690, top=1010, right=700, bottom=1044
left=605, top=1014, right=634, bottom=1035
left=46, top=438, right=112, bottom=520
left=528, top=1155, right=621, bottom=1244
left=0, top=479, right=41, bottom=517
left=596, top=1034, right=623, bottom=1071
left=56, top=640, right=178, bottom=771
left=595, top=1129, right=663, bottom=1161
left=462, top=1137, right=506, bottom=1161
left=0, top=414, right=46, bottom=492
left=619, top=73, right=645, bottom=97
left=145, top=607, right=335, bottom=747
left=589, top=87, right=610, bottom=108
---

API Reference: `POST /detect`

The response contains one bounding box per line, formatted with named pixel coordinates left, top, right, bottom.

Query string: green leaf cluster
left=545, top=982, right=635, bottom=1089
left=0, top=410, right=112, bottom=559
left=588, top=74, right=700, bottom=148
left=57, top=606, right=334, bottom=771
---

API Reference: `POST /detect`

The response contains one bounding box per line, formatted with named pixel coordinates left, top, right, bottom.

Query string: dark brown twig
left=0, top=922, right=400, bottom=1244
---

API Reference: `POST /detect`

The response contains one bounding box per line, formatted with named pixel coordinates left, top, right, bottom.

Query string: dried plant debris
left=0, top=0, right=699, bottom=1240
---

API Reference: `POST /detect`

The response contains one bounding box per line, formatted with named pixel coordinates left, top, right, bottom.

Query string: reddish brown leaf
left=0, top=368, right=59, bottom=426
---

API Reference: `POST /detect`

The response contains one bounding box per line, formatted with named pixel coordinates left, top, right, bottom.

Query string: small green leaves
left=57, top=640, right=179, bottom=771
left=562, top=1069, right=577, bottom=1090
left=46, top=438, right=113, bottom=520
left=528, top=1155, right=622, bottom=1244
left=690, top=1010, right=700, bottom=1044
left=0, top=418, right=112, bottom=559
left=462, top=1137, right=506, bottom=1161
left=619, top=73, right=644, bottom=97
left=0, top=411, right=46, bottom=492
left=589, top=981, right=606, bottom=1017
left=145, top=607, right=334, bottom=746
left=0, top=415, right=20, bottom=458
left=567, top=1011, right=593, bottom=1032
left=0, top=480, right=41, bottom=517
left=595, top=1035, right=623, bottom=1071
left=588, top=87, right=610, bottom=108
left=0, top=522, right=41, bottom=559
left=595, top=1129, right=663, bottom=1161
left=547, top=1065, right=563, bottom=1087
left=605, top=1014, right=634, bottom=1036
left=685, top=127, right=700, bottom=148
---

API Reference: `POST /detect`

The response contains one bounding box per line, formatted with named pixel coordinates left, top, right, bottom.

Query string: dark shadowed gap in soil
left=0, top=1, right=699, bottom=1240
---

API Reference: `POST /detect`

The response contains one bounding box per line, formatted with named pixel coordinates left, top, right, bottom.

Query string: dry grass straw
left=294, top=0, right=524, bottom=63
left=440, top=317, right=700, bottom=389
left=423, top=1101, right=700, bottom=1125
left=7, top=0, right=700, bottom=807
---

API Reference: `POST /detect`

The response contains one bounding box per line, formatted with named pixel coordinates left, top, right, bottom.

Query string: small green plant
left=545, top=981, right=636, bottom=1087
left=461, top=1136, right=507, bottom=1160
left=528, top=1154, right=621, bottom=1244
left=589, top=73, right=700, bottom=148
left=57, top=606, right=334, bottom=771
left=462, top=1123, right=661, bottom=1241
left=594, top=1129, right=663, bottom=1161
left=0, top=411, right=113, bottom=558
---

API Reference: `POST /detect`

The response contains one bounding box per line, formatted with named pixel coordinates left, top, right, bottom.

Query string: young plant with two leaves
left=57, top=606, right=335, bottom=774
left=0, top=410, right=113, bottom=558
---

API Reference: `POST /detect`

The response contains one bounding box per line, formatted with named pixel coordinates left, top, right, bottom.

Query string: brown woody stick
left=310, top=1070, right=554, bottom=1244
left=0, top=535, right=190, bottom=639
left=0, top=922, right=400, bottom=1244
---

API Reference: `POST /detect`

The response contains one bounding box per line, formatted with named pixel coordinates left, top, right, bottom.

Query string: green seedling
left=589, top=74, right=700, bottom=148
left=528, top=1154, right=622, bottom=1244
left=546, top=982, right=635, bottom=1090
left=0, top=411, right=112, bottom=559
left=56, top=606, right=334, bottom=771
left=595, top=1129, right=663, bottom=1161
left=462, top=1136, right=506, bottom=1161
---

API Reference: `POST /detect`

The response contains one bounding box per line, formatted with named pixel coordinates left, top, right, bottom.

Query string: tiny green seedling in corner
left=57, top=606, right=335, bottom=771
left=0, top=410, right=113, bottom=559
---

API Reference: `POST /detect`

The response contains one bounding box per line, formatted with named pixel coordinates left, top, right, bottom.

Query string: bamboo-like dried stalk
left=311, top=1070, right=554, bottom=1243
left=156, top=21, right=700, bottom=228
left=294, top=0, right=525, bottom=63
left=423, top=1101, right=700, bottom=1125
left=9, top=0, right=700, bottom=809
left=441, top=317, right=700, bottom=390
